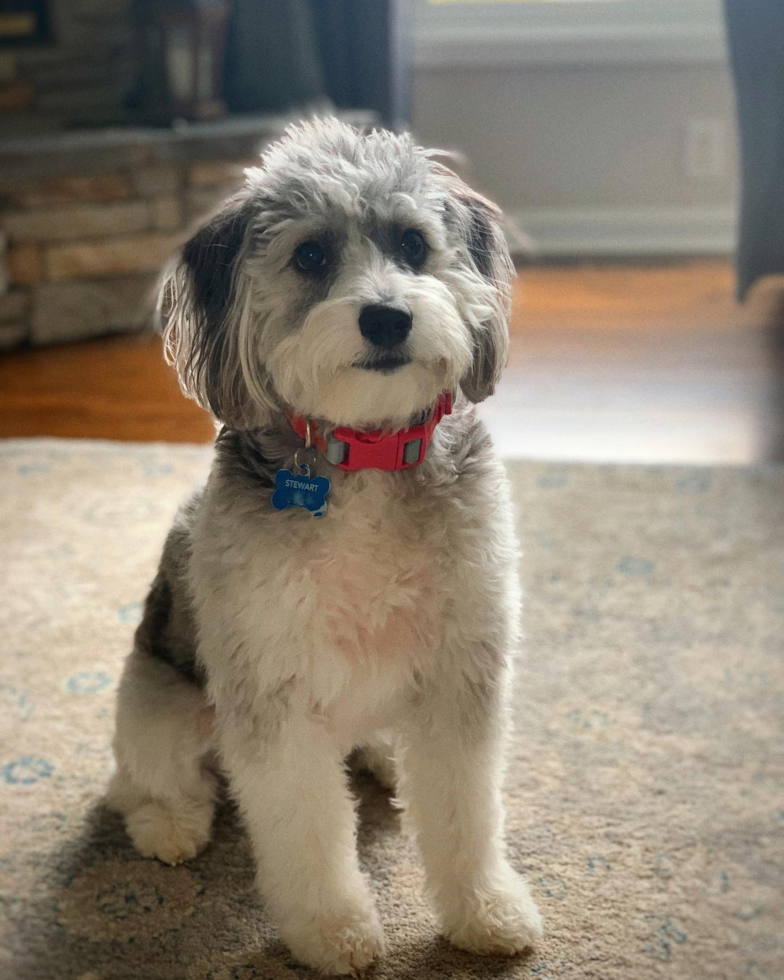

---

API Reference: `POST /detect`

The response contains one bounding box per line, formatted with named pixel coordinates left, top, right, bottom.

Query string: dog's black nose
left=358, top=304, right=412, bottom=349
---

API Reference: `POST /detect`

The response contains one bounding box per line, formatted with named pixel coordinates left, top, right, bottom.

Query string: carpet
left=1, top=438, right=783, bottom=980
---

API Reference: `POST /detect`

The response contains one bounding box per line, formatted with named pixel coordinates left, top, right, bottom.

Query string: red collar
left=289, top=391, right=453, bottom=472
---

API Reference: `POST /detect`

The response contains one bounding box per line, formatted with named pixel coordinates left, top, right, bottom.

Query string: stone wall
left=0, top=158, right=246, bottom=350
left=0, top=111, right=374, bottom=350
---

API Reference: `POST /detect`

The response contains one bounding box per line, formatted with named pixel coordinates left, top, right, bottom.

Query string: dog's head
left=162, top=118, right=513, bottom=431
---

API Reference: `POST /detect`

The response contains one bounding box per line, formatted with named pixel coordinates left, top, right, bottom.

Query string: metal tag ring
left=294, top=446, right=317, bottom=473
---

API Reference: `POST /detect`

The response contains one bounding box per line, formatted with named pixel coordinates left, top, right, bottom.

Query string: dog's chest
left=273, top=474, right=445, bottom=664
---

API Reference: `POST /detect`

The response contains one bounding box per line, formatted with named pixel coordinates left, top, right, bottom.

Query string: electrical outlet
left=686, top=118, right=726, bottom=179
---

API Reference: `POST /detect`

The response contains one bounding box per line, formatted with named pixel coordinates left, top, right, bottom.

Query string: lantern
left=137, top=0, right=231, bottom=124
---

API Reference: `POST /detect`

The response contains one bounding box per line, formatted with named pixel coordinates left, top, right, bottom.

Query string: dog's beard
left=314, top=362, right=449, bottom=429
left=266, top=287, right=472, bottom=429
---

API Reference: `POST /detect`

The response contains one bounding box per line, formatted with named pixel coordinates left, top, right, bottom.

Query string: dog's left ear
left=438, top=167, right=513, bottom=403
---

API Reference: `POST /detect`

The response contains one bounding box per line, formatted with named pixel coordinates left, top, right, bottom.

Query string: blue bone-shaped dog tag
left=272, top=465, right=330, bottom=517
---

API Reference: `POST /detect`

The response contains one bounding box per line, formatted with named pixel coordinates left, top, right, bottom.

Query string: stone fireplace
left=0, top=0, right=376, bottom=349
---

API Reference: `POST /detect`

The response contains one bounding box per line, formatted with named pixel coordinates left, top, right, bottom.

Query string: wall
left=0, top=121, right=277, bottom=350
left=410, top=4, right=739, bottom=255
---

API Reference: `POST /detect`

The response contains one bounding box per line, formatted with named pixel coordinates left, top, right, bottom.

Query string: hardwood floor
left=491, top=260, right=784, bottom=463
left=2, top=259, right=783, bottom=463
left=0, top=329, right=216, bottom=444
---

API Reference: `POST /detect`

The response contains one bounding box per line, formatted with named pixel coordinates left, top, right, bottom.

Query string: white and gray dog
left=109, top=118, right=542, bottom=975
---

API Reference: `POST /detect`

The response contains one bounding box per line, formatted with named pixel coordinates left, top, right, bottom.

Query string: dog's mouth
left=353, top=353, right=412, bottom=375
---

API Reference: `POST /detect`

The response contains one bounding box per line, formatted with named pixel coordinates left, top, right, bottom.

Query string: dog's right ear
left=160, top=193, right=256, bottom=428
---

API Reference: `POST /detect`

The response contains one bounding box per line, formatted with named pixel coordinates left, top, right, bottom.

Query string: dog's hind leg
left=108, top=648, right=216, bottom=866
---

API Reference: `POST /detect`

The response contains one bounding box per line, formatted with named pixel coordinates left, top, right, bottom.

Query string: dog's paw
left=442, top=871, right=543, bottom=956
left=285, top=907, right=385, bottom=976
left=125, top=801, right=211, bottom=866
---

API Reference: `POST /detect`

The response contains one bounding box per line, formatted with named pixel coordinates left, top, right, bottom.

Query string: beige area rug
left=1, top=438, right=783, bottom=980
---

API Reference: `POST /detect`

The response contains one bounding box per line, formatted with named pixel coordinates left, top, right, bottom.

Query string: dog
left=108, top=118, right=543, bottom=975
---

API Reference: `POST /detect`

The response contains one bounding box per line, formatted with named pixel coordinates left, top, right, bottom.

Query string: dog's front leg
left=400, top=677, right=543, bottom=956
left=219, top=703, right=384, bottom=975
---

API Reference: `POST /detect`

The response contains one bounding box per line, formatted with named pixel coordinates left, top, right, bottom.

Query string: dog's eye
left=399, top=229, right=427, bottom=267
left=293, top=240, right=327, bottom=273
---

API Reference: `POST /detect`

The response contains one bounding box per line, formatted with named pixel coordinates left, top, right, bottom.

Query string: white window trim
left=412, top=0, right=729, bottom=69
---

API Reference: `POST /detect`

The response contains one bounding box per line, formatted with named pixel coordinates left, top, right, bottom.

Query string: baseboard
left=507, top=206, right=736, bottom=258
